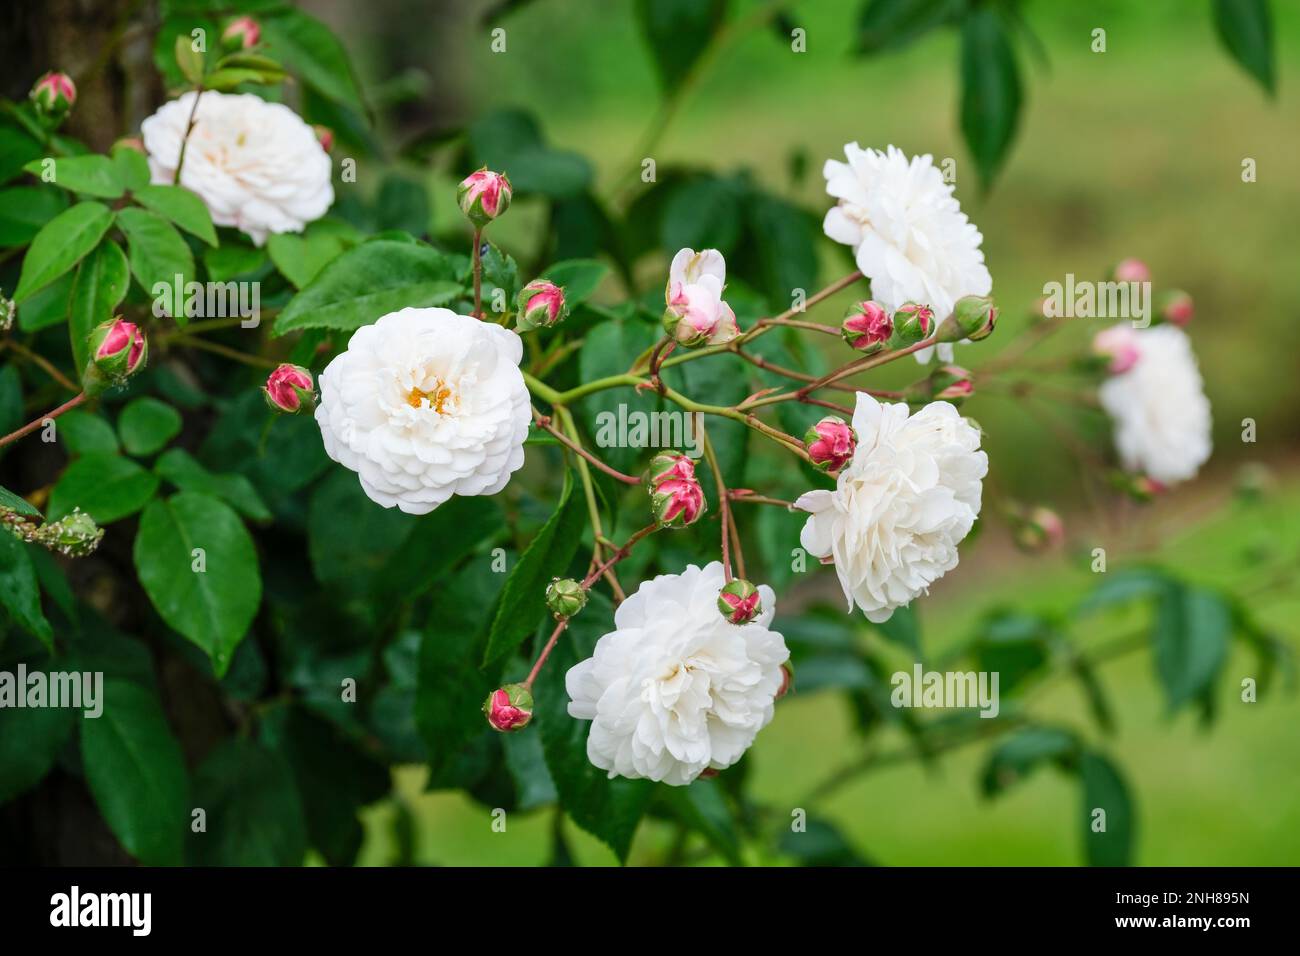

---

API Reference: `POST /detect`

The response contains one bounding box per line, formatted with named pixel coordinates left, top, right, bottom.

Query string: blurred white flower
left=796, top=393, right=986, bottom=622
left=662, top=248, right=739, bottom=347
left=822, top=144, right=991, bottom=362
left=142, top=91, right=333, bottom=246
left=315, top=308, right=529, bottom=514
left=1097, top=323, right=1211, bottom=485
left=566, top=562, right=788, bottom=786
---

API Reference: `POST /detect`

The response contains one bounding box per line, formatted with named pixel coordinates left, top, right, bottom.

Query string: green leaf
left=778, top=819, right=872, bottom=866
left=536, top=591, right=653, bottom=862
left=664, top=779, right=743, bottom=865
left=16, top=269, right=74, bottom=331
left=980, top=726, right=1078, bottom=797
left=0, top=484, right=41, bottom=518
left=118, top=396, right=183, bottom=457
left=154, top=448, right=271, bottom=522
left=541, top=258, right=610, bottom=306
left=467, top=110, right=593, bottom=200
left=261, top=9, right=366, bottom=112
left=502, top=728, right=558, bottom=811
left=661, top=176, right=745, bottom=255
left=273, top=240, right=460, bottom=335
left=80, top=678, right=189, bottom=865
left=133, top=492, right=261, bottom=677
left=0, top=532, right=53, bottom=649
left=132, top=184, right=218, bottom=246
left=13, top=201, right=115, bottom=302
left=577, top=313, right=662, bottom=475
left=959, top=6, right=1022, bottom=190
left=0, top=124, right=43, bottom=184
left=0, top=186, right=68, bottom=247
left=69, top=239, right=130, bottom=373
left=482, top=470, right=586, bottom=665
left=112, top=143, right=151, bottom=192
left=858, top=0, right=969, bottom=54
left=57, top=409, right=120, bottom=456
left=189, top=737, right=307, bottom=866
left=872, top=604, right=922, bottom=657
left=203, top=243, right=268, bottom=282
left=0, top=695, right=75, bottom=803
left=174, top=32, right=206, bottom=85
left=266, top=219, right=359, bottom=289
left=635, top=0, right=728, bottom=92
left=23, top=154, right=124, bottom=199
left=47, top=453, right=160, bottom=524
left=1153, top=584, right=1231, bottom=712
left=375, top=174, right=431, bottom=236
left=1079, top=751, right=1134, bottom=866
left=747, top=193, right=818, bottom=308
left=1212, top=0, right=1275, bottom=95
left=115, top=207, right=196, bottom=310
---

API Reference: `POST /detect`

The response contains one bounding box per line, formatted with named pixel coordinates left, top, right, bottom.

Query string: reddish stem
left=532, top=411, right=642, bottom=485
left=0, top=392, right=87, bottom=449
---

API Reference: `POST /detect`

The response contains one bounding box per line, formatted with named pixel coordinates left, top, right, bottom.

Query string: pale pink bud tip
left=775, top=664, right=794, bottom=701
left=804, top=416, right=857, bottom=472
left=646, top=451, right=706, bottom=528
left=264, top=363, right=316, bottom=414
left=92, top=319, right=146, bottom=374
left=516, top=279, right=568, bottom=331
left=1160, top=290, right=1194, bottom=327
left=1112, top=258, right=1151, bottom=284
left=31, top=72, right=76, bottom=114
left=222, top=16, right=261, bottom=49
left=1093, top=326, right=1141, bottom=374
left=893, top=302, right=934, bottom=345
left=313, top=125, right=335, bottom=153
left=483, top=684, right=533, bottom=732
left=457, top=168, right=513, bottom=228
left=841, top=300, right=892, bottom=352
left=717, top=578, right=762, bottom=625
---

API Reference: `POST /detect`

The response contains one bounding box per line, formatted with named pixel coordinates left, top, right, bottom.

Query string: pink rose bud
left=482, top=683, right=534, bottom=732
left=717, top=578, right=762, bottom=625
left=892, top=302, right=934, bottom=345
left=1112, top=258, right=1151, bottom=284
left=83, top=318, right=146, bottom=393
left=457, top=168, right=512, bottom=229
left=1158, top=289, right=1193, bottom=327
left=908, top=365, right=973, bottom=404
left=263, top=363, right=316, bottom=414
left=112, top=136, right=146, bottom=155
left=30, top=72, right=76, bottom=116
left=840, top=300, right=892, bottom=353
left=804, top=416, right=857, bottom=472
left=1092, top=326, right=1141, bottom=374
left=516, top=279, right=568, bottom=332
left=222, top=16, right=261, bottom=49
left=1012, top=505, right=1065, bottom=553
left=646, top=451, right=706, bottom=528
left=938, top=294, right=998, bottom=343
left=775, top=663, right=794, bottom=701
left=313, top=125, right=335, bottom=153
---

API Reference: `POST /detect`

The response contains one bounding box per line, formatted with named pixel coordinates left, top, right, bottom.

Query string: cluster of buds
left=936, top=294, right=997, bottom=343
left=840, top=300, right=892, bottom=353
left=545, top=577, right=587, bottom=619
left=458, top=168, right=512, bottom=229
left=82, top=318, right=147, bottom=396
left=2, top=507, right=104, bottom=558
left=907, top=365, right=973, bottom=404
left=891, top=301, right=934, bottom=345
left=804, top=416, right=857, bottom=472
left=646, top=451, right=706, bottom=528
left=482, top=683, right=533, bottom=732
left=264, top=364, right=316, bottom=414
left=1006, top=504, right=1065, bottom=553
left=221, top=16, right=262, bottom=50
left=516, top=279, right=568, bottom=332
left=717, top=578, right=762, bottom=625
left=30, top=71, right=76, bottom=120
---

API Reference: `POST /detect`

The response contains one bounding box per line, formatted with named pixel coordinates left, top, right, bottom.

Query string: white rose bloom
left=1097, top=323, right=1211, bottom=485
left=315, top=308, right=530, bottom=515
left=141, top=91, right=333, bottom=246
left=566, top=562, right=789, bottom=786
left=823, top=144, right=991, bottom=362
left=796, top=393, right=986, bottom=622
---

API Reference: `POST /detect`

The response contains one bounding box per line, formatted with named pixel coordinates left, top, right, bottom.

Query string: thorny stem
left=533, top=409, right=641, bottom=485
left=0, top=392, right=87, bottom=449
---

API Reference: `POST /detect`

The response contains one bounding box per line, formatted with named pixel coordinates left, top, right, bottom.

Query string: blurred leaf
left=266, top=218, right=359, bottom=289
left=261, top=9, right=366, bottom=112
left=0, top=484, right=41, bottom=518
left=663, top=778, right=743, bottom=865
left=0, top=186, right=68, bottom=247
left=857, top=0, right=967, bottom=54
left=273, top=240, right=459, bottom=335
left=959, top=6, right=1022, bottom=190
left=118, top=397, right=183, bottom=457
left=0, top=533, right=52, bottom=649
left=873, top=604, right=921, bottom=657
left=116, top=207, right=196, bottom=312
left=23, top=155, right=124, bottom=200
left=970, top=608, right=1057, bottom=693
left=467, top=109, right=593, bottom=199
left=536, top=592, right=653, bottom=862
left=174, top=32, right=206, bottom=85
left=980, top=726, right=1077, bottom=796
left=189, top=737, right=307, bottom=866
left=132, top=184, right=218, bottom=247
left=1212, top=0, right=1275, bottom=95
left=635, top=0, right=727, bottom=92
left=134, top=492, right=261, bottom=677
left=1153, top=584, right=1230, bottom=713
left=483, top=470, right=585, bottom=665
left=375, top=174, right=431, bottom=236
left=541, top=258, right=610, bottom=306
left=69, top=239, right=130, bottom=372
left=1072, top=655, right=1116, bottom=735
left=778, top=819, right=871, bottom=866
left=1076, top=566, right=1172, bottom=615
left=80, top=678, right=189, bottom=865
left=203, top=243, right=268, bottom=282
left=1079, top=751, right=1134, bottom=866
left=13, top=201, right=114, bottom=303
left=0, top=124, right=43, bottom=184
left=503, top=726, right=558, bottom=811
left=747, top=193, right=818, bottom=308
left=576, top=312, right=662, bottom=475
left=660, top=175, right=746, bottom=255
left=48, top=453, right=160, bottom=524
left=154, top=448, right=271, bottom=522
left=0, top=691, right=75, bottom=802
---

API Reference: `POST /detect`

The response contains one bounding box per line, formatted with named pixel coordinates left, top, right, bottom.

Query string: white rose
left=141, top=91, right=333, bottom=246
left=823, top=144, right=991, bottom=362
left=1097, top=323, right=1211, bottom=485
left=796, top=393, right=986, bottom=622
left=663, top=247, right=739, bottom=346
left=314, top=308, right=530, bottom=515
left=566, top=562, right=789, bottom=786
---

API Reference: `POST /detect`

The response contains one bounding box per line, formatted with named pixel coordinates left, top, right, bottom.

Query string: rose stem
left=728, top=491, right=796, bottom=509
left=0, top=392, right=87, bottom=449
left=167, top=335, right=280, bottom=369
left=702, top=431, right=733, bottom=581
left=581, top=523, right=659, bottom=589
left=555, top=406, right=625, bottom=601
left=172, top=85, right=204, bottom=185
left=471, top=227, right=484, bottom=319
left=1, top=339, right=78, bottom=392
left=532, top=409, right=641, bottom=485
left=523, top=617, right=569, bottom=690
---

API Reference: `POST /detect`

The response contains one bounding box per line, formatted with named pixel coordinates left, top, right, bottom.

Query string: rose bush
left=0, top=1, right=1288, bottom=867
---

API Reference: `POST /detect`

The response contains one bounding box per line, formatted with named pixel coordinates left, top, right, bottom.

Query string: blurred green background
left=305, top=0, right=1299, bottom=865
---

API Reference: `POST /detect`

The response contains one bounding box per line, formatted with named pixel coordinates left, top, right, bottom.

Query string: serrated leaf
left=132, top=184, right=218, bottom=246
left=0, top=532, right=53, bottom=649
left=69, top=239, right=130, bottom=372
left=13, top=201, right=114, bottom=302
left=47, top=453, right=160, bottom=524
left=188, top=737, right=307, bottom=866
left=541, top=258, right=609, bottom=306
left=0, top=186, right=68, bottom=247
left=24, top=154, right=124, bottom=199
left=115, top=207, right=195, bottom=311
left=133, top=492, right=261, bottom=677
left=266, top=220, right=359, bottom=289
left=0, top=484, right=41, bottom=518
left=154, top=448, right=270, bottom=521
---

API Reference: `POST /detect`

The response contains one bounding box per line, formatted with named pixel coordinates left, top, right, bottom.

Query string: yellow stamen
left=406, top=380, right=453, bottom=413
